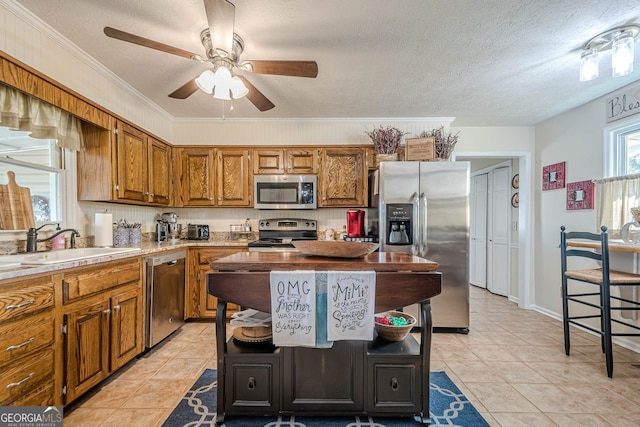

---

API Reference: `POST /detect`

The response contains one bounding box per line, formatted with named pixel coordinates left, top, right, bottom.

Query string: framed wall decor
left=542, top=161, right=566, bottom=190
left=511, top=192, right=519, bottom=208
left=511, top=173, right=519, bottom=189
left=566, top=180, right=594, bottom=210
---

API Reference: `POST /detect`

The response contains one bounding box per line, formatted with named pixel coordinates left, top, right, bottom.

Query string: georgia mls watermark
left=0, top=406, right=63, bottom=427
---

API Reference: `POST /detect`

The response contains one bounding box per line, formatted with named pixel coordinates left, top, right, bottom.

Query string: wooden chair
left=560, top=225, right=640, bottom=377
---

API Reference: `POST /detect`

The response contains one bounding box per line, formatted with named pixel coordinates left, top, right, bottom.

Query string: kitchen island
left=207, top=251, right=442, bottom=424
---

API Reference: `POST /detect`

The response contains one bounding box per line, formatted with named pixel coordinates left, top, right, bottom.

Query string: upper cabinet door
left=216, top=149, right=251, bottom=206
left=287, top=149, right=319, bottom=174
left=147, top=137, right=172, bottom=206
left=319, top=147, right=367, bottom=207
left=253, top=149, right=285, bottom=175
left=176, top=148, right=216, bottom=206
left=115, top=122, right=147, bottom=202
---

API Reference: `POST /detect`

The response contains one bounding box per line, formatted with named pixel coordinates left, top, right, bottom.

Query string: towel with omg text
left=327, top=271, right=376, bottom=341
left=270, top=270, right=316, bottom=347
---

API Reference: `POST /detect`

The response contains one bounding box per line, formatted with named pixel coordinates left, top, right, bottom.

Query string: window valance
left=0, top=84, right=83, bottom=151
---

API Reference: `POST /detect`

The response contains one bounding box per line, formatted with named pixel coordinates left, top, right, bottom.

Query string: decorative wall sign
left=542, top=161, right=566, bottom=190
left=511, top=193, right=519, bottom=208
left=404, top=137, right=435, bottom=161
left=606, top=83, right=640, bottom=123
left=566, top=180, right=594, bottom=210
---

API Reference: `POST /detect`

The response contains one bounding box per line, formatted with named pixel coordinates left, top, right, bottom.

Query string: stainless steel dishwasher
left=145, top=250, right=186, bottom=348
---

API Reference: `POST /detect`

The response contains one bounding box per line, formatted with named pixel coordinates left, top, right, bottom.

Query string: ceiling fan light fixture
left=230, top=76, right=249, bottom=98
left=195, top=69, right=216, bottom=94
left=612, top=30, right=635, bottom=77
left=579, top=49, right=599, bottom=81
left=580, top=24, right=640, bottom=81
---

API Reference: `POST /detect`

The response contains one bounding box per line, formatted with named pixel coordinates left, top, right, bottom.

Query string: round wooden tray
left=292, top=240, right=379, bottom=258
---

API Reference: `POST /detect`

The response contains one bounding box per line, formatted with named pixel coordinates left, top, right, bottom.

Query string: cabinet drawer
left=225, top=362, right=279, bottom=414
left=9, top=382, right=54, bottom=406
left=63, top=259, right=141, bottom=303
left=0, top=349, right=54, bottom=405
left=0, top=312, right=54, bottom=367
left=368, top=363, right=420, bottom=412
left=0, top=280, right=54, bottom=322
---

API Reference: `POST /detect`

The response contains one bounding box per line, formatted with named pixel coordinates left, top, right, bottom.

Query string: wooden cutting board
left=0, top=171, right=35, bottom=230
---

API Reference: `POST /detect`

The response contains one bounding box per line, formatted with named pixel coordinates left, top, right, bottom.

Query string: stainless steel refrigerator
left=373, top=161, right=470, bottom=333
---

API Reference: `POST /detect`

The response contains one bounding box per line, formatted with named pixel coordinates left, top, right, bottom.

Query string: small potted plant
left=419, top=126, right=459, bottom=160
left=365, top=126, right=407, bottom=163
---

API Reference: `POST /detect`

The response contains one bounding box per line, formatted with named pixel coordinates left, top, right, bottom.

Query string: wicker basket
left=374, top=311, right=416, bottom=342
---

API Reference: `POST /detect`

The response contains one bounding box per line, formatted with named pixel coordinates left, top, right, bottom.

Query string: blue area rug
left=163, top=369, right=488, bottom=426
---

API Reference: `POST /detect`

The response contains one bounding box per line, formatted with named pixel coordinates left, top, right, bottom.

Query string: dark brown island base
left=207, top=251, right=442, bottom=424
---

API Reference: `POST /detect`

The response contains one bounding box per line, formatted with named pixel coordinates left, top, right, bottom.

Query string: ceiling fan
left=103, top=0, right=318, bottom=111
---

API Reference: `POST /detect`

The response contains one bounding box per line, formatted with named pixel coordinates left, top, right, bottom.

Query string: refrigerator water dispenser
left=386, top=203, right=412, bottom=245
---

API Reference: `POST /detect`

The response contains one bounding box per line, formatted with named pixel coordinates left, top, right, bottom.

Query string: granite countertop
left=0, top=238, right=251, bottom=281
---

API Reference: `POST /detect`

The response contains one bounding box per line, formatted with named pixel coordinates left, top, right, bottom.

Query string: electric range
left=247, top=218, right=318, bottom=252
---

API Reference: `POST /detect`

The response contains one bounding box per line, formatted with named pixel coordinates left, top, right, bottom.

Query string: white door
left=487, top=166, right=510, bottom=296
left=470, top=173, right=488, bottom=288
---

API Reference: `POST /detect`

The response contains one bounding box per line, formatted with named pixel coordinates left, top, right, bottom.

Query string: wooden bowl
left=292, top=240, right=379, bottom=258
left=374, top=311, right=416, bottom=342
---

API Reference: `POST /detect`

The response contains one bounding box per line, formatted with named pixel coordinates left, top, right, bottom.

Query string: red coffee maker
left=347, top=209, right=366, bottom=237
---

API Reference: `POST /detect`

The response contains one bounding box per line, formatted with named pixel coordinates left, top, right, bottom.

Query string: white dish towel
left=270, top=270, right=316, bottom=347
left=326, top=271, right=376, bottom=341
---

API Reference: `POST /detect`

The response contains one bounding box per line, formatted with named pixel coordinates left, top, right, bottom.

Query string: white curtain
left=594, top=174, right=640, bottom=238
left=0, top=84, right=83, bottom=151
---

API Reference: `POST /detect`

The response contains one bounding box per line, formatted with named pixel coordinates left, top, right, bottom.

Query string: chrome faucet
left=26, top=224, right=81, bottom=252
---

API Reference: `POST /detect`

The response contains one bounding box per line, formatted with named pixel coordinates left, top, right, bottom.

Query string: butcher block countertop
left=207, top=251, right=441, bottom=315
left=209, top=251, right=439, bottom=272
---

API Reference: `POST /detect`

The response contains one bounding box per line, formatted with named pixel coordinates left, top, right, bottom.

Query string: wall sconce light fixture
left=580, top=25, right=640, bottom=81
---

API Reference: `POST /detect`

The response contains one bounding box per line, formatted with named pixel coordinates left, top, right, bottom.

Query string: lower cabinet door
left=283, top=341, right=364, bottom=412
left=225, top=361, right=279, bottom=414
left=367, top=361, right=421, bottom=413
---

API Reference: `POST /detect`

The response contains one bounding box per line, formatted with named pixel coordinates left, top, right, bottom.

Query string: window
left=606, top=119, right=640, bottom=177
left=0, top=127, right=64, bottom=224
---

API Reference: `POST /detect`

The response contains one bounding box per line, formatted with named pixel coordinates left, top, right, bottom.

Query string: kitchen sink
left=0, top=247, right=141, bottom=265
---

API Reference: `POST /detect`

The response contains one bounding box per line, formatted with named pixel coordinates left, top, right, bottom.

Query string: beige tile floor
left=63, top=285, right=640, bottom=426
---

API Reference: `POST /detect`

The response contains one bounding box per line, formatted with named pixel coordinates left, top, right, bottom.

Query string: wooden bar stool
left=560, top=225, right=640, bottom=378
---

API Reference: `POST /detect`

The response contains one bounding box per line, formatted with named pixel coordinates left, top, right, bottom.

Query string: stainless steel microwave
left=254, top=175, right=317, bottom=209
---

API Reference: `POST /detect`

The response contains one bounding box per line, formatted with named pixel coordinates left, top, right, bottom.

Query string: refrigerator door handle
left=410, top=192, right=419, bottom=255
left=420, top=192, right=427, bottom=257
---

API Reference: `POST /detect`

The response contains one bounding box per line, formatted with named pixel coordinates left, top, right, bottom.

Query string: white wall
left=535, top=80, right=640, bottom=350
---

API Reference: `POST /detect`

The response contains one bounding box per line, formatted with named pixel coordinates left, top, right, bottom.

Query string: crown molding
left=173, top=117, right=456, bottom=124
left=1, top=0, right=172, bottom=122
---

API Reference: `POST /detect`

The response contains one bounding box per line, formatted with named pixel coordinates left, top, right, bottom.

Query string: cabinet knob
left=247, top=377, right=256, bottom=390
left=113, top=305, right=121, bottom=311
left=391, top=377, right=399, bottom=390
left=104, top=309, right=111, bottom=315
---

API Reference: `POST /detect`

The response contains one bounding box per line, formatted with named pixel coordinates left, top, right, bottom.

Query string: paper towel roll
left=95, top=213, right=113, bottom=247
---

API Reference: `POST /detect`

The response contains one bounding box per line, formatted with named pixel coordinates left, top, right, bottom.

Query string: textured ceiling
left=11, top=0, right=640, bottom=125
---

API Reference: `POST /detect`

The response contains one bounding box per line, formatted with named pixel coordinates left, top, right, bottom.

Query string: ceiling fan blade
left=203, top=0, right=235, bottom=56
left=237, top=76, right=275, bottom=111
left=169, top=78, right=200, bottom=99
left=243, top=60, right=318, bottom=78
left=104, top=27, right=197, bottom=60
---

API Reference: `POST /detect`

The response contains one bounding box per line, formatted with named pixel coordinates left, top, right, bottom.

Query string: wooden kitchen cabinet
left=0, top=274, right=57, bottom=406
left=61, top=258, right=143, bottom=405
left=286, top=148, right=319, bottom=174
left=253, top=148, right=319, bottom=175
left=253, top=149, right=285, bottom=174
left=147, top=136, right=173, bottom=205
left=175, top=147, right=217, bottom=206
left=78, top=120, right=172, bottom=206
left=216, top=148, right=251, bottom=206
left=318, top=147, right=368, bottom=207
left=186, top=248, right=242, bottom=319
